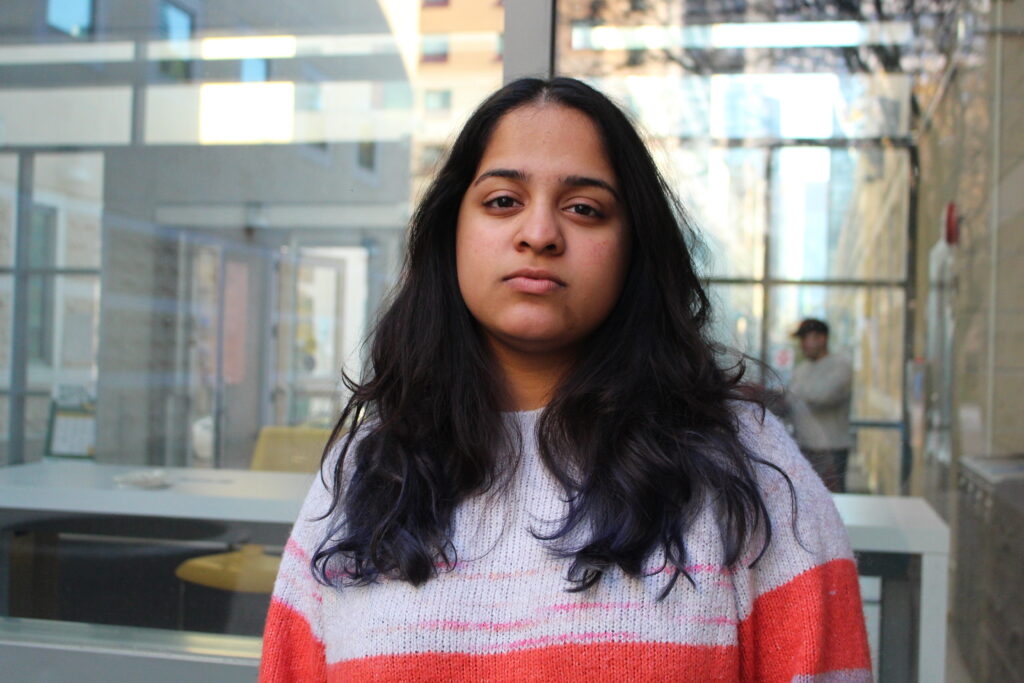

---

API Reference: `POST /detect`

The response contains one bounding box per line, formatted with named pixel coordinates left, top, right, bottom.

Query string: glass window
left=0, top=89, right=133, bottom=147
left=46, top=0, right=93, bottom=37
left=240, top=58, right=269, bottom=82
left=706, top=283, right=763, bottom=359
left=158, top=1, right=194, bottom=80
left=0, top=276, right=9, bottom=466
left=419, top=144, right=444, bottom=174
left=424, top=89, right=451, bottom=112
left=556, top=0, right=913, bottom=490
left=159, top=1, right=193, bottom=43
left=848, top=426, right=904, bottom=495
left=356, top=140, right=377, bottom=172
left=375, top=82, right=413, bottom=110
left=422, top=34, right=449, bottom=62
left=766, top=283, right=904, bottom=422
left=0, top=156, right=16, bottom=269
left=0, top=0, right=503, bottom=654
left=770, top=146, right=909, bottom=282
left=26, top=205, right=57, bottom=366
left=679, top=146, right=767, bottom=280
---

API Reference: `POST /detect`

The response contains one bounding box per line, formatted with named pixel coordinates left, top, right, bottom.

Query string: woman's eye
left=485, top=195, right=518, bottom=209
left=568, top=203, right=603, bottom=218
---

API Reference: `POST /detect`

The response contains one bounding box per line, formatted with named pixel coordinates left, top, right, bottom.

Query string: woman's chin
left=485, top=327, right=582, bottom=358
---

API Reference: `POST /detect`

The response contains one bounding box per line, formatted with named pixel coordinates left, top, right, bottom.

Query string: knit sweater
left=260, top=407, right=871, bottom=682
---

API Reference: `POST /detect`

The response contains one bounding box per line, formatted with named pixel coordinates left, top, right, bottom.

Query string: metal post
left=7, top=153, right=35, bottom=466
left=503, top=0, right=555, bottom=83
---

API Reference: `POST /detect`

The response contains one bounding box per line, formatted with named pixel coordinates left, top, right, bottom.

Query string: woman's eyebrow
left=562, top=174, right=620, bottom=201
left=473, top=168, right=526, bottom=186
left=473, top=169, right=620, bottom=201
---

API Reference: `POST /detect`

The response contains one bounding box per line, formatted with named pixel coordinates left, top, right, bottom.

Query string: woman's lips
left=503, top=268, right=565, bottom=295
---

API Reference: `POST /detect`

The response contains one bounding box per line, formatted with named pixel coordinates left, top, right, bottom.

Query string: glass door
left=272, top=244, right=369, bottom=429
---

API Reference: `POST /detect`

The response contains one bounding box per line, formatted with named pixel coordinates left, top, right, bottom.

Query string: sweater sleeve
left=733, top=408, right=872, bottom=682
left=259, top=446, right=342, bottom=682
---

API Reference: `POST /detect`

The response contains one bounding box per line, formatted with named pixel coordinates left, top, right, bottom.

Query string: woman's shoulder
left=730, top=401, right=801, bottom=469
left=729, top=400, right=853, bottom=561
left=729, top=400, right=839, bottom=514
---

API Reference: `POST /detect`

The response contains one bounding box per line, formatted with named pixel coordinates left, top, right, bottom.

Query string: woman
left=260, top=77, right=871, bottom=681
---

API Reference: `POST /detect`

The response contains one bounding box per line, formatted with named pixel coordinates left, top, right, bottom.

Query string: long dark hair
left=312, top=77, right=790, bottom=597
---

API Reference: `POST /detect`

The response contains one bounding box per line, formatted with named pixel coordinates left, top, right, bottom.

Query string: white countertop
left=834, top=493, right=949, bottom=554
left=0, top=461, right=949, bottom=555
left=0, top=460, right=314, bottom=524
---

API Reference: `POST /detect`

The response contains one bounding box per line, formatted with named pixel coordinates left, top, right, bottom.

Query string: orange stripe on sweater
left=327, top=642, right=740, bottom=682
left=738, top=557, right=872, bottom=682
left=260, top=599, right=327, bottom=683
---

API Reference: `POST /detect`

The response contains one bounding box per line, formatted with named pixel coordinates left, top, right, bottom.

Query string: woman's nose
left=515, top=205, right=565, bottom=255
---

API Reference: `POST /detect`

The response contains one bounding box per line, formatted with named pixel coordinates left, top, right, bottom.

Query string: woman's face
left=455, top=103, right=630, bottom=361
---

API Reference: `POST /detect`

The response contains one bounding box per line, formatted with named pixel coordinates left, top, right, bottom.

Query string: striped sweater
left=260, top=407, right=871, bottom=681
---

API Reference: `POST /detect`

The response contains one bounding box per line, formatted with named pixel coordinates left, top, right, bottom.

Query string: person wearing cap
left=787, top=318, right=853, bottom=492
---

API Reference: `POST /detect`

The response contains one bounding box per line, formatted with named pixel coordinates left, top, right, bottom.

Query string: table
left=0, top=459, right=314, bottom=524
left=0, top=462, right=948, bottom=682
left=835, top=494, right=950, bottom=683
left=0, top=460, right=315, bottom=630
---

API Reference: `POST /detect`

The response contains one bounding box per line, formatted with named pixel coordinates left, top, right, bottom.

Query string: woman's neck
left=489, top=343, right=576, bottom=411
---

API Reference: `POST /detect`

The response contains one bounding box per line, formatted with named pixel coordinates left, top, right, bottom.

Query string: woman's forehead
left=476, top=104, right=617, bottom=186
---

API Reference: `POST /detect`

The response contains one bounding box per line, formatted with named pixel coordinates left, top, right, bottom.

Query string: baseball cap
left=793, top=318, right=829, bottom=337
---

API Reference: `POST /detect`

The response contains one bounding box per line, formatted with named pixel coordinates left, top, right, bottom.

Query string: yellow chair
left=250, top=425, right=334, bottom=474
left=175, top=426, right=333, bottom=594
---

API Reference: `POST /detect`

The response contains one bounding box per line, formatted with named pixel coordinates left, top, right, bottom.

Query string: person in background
left=260, top=78, right=870, bottom=681
left=787, top=318, right=853, bottom=492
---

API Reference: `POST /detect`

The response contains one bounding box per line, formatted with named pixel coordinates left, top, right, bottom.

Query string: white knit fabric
left=269, top=405, right=861, bottom=667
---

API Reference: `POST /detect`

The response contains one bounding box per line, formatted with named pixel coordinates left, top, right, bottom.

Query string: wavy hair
left=311, top=77, right=791, bottom=597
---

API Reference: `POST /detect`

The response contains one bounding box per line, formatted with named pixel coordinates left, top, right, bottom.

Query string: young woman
left=260, top=77, right=871, bottom=682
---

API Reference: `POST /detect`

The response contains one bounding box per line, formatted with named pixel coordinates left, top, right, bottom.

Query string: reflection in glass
left=567, top=72, right=910, bottom=143
left=849, top=426, right=903, bottom=495
left=681, top=146, right=766, bottom=279
left=46, top=0, right=93, bottom=37
left=422, top=34, right=450, bottom=62
left=557, top=1, right=913, bottom=459
left=0, top=276, right=11, bottom=388
left=26, top=276, right=100, bottom=393
left=570, top=20, right=914, bottom=51
left=770, top=147, right=908, bottom=282
left=552, top=72, right=911, bottom=142
left=34, top=153, right=104, bottom=270
left=0, top=156, right=15, bottom=268
left=27, top=206, right=57, bottom=366
left=198, top=82, right=296, bottom=145
left=707, top=283, right=762, bottom=360
left=160, top=1, right=193, bottom=44
left=275, top=247, right=368, bottom=429
left=0, top=0, right=504, bottom=642
left=159, top=1, right=194, bottom=80
left=0, top=88, right=133, bottom=146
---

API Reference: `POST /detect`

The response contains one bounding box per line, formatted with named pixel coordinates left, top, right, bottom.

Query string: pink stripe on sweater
left=416, top=617, right=539, bottom=633
left=480, top=630, right=641, bottom=653
left=285, top=538, right=310, bottom=561
left=543, top=601, right=643, bottom=612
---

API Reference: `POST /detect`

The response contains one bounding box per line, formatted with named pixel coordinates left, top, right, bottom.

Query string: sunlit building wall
left=411, top=0, right=505, bottom=203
